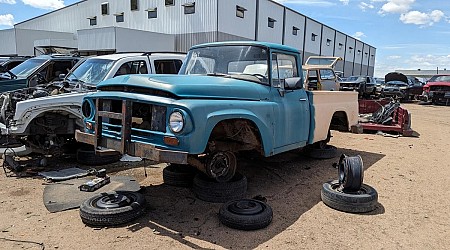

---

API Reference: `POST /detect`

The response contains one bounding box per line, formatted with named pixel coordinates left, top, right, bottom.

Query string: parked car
left=75, top=41, right=359, bottom=182
left=339, top=75, right=376, bottom=97
left=0, top=52, right=186, bottom=155
left=0, top=54, right=81, bottom=93
left=0, top=57, right=31, bottom=72
left=420, top=74, right=450, bottom=105
left=381, top=72, right=425, bottom=100
left=374, top=77, right=385, bottom=95
left=302, top=56, right=341, bottom=91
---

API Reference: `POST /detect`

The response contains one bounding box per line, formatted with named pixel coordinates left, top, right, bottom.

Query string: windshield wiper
left=207, top=72, right=231, bottom=78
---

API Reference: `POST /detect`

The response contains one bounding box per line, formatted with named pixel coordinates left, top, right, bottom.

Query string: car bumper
left=75, top=130, right=188, bottom=164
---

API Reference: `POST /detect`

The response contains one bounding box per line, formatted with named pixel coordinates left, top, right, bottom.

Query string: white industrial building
left=0, top=0, right=376, bottom=77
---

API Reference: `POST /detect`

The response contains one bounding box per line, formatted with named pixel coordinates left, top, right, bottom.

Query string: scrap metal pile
left=358, top=98, right=417, bottom=136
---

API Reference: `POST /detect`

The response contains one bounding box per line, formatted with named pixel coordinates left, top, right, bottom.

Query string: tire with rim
left=79, top=191, right=146, bottom=226
left=192, top=172, right=247, bottom=203
left=76, top=148, right=121, bottom=166
left=163, top=163, right=198, bottom=187
left=219, top=199, right=273, bottom=230
left=321, top=180, right=378, bottom=213
left=303, top=145, right=337, bottom=159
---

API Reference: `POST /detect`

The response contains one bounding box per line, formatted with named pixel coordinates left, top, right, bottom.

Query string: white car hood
left=14, top=92, right=89, bottom=120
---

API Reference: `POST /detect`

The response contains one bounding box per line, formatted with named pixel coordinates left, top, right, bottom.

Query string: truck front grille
left=96, top=99, right=167, bottom=137
left=430, top=85, right=450, bottom=92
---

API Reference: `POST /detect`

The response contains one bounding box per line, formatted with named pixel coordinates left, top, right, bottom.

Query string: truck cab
left=303, top=56, right=341, bottom=91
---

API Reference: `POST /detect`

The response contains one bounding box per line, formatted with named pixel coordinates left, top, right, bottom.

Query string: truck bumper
left=75, top=130, right=188, bottom=164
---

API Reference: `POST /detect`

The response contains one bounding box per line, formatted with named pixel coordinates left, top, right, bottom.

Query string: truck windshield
left=67, top=58, right=115, bottom=85
left=180, top=45, right=269, bottom=84
left=10, top=59, right=47, bottom=78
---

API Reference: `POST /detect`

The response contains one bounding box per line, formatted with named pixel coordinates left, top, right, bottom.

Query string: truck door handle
left=299, top=98, right=307, bottom=101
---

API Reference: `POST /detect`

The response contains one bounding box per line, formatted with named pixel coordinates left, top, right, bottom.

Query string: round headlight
left=169, top=111, right=184, bottom=133
left=81, top=100, right=92, bottom=118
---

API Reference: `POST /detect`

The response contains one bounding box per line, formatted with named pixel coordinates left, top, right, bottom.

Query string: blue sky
left=1, top=0, right=450, bottom=77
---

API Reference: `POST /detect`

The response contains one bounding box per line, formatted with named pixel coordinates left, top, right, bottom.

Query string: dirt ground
left=0, top=103, right=449, bottom=250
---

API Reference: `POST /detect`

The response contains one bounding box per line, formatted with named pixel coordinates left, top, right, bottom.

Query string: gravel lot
left=0, top=103, right=449, bottom=250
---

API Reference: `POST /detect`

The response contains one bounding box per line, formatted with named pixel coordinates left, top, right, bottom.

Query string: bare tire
left=219, top=199, right=273, bottom=230
left=303, top=145, right=337, bottom=159
left=163, top=164, right=198, bottom=187
left=76, top=148, right=120, bottom=166
left=79, top=191, right=146, bottom=226
left=192, top=172, right=247, bottom=203
left=321, top=180, right=378, bottom=213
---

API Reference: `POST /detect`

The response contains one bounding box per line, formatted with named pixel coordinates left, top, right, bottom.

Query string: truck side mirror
left=284, top=77, right=303, bottom=90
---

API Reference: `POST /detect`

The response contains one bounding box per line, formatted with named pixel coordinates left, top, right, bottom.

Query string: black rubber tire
left=303, top=145, right=337, bottom=159
left=79, top=191, right=146, bottom=226
left=192, top=172, right=247, bottom=203
left=338, top=154, right=364, bottom=191
left=76, top=148, right=121, bottom=166
left=219, top=199, right=273, bottom=230
left=321, top=180, right=378, bottom=213
left=163, top=164, right=198, bottom=187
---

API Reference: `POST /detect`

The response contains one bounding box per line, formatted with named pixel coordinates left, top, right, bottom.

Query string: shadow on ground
left=123, top=147, right=385, bottom=249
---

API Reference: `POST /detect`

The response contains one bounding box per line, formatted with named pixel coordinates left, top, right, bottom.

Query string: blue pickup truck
left=76, top=41, right=358, bottom=181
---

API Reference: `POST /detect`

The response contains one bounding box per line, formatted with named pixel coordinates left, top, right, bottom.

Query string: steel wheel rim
left=229, top=200, right=264, bottom=215
left=93, top=193, right=131, bottom=209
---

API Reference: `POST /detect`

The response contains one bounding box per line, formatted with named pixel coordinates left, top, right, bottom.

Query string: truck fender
left=200, top=109, right=274, bottom=156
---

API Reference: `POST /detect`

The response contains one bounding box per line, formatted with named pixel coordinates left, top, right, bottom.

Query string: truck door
left=270, top=52, right=310, bottom=150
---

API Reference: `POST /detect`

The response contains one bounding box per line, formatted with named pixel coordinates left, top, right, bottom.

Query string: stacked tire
left=321, top=154, right=379, bottom=213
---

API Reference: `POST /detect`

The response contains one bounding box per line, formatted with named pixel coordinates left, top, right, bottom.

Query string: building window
left=338, top=43, right=343, bottom=49
left=236, top=5, right=246, bottom=18
left=115, top=13, right=124, bottom=22
left=268, top=17, right=276, bottom=28
left=365, top=52, right=368, bottom=57
left=101, top=2, right=109, bottom=15
left=311, top=33, right=317, bottom=41
left=349, top=46, right=354, bottom=53
left=165, top=0, right=174, bottom=6
left=88, top=16, right=97, bottom=26
left=131, top=0, right=138, bottom=11
left=183, top=2, right=195, bottom=14
left=326, top=39, right=331, bottom=46
left=357, top=49, right=361, bottom=55
left=146, top=8, right=157, bottom=19
left=292, top=26, right=299, bottom=36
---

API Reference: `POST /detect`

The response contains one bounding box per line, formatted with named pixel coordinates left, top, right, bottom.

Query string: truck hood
left=385, top=72, right=407, bottom=84
left=97, top=75, right=269, bottom=101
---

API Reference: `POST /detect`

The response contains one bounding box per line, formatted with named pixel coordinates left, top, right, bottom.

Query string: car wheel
left=302, top=145, right=337, bottom=159
left=163, top=163, right=198, bottom=187
left=76, top=148, right=121, bottom=166
left=192, top=172, right=247, bottom=203
left=219, top=199, right=273, bottom=230
left=321, top=180, right=378, bottom=213
left=79, top=191, right=146, bottom=226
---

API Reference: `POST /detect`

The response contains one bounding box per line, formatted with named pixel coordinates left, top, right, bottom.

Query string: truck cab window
left=272, top=53, right=297, bottom=88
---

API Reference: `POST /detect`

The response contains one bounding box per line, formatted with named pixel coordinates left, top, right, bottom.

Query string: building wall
left=218, top=0, right=256, bottom=40
left=343, top=36, right=356, bottom=77
left=303, top=18, right=321, bottom=63
left=16, top=29, right=75, bottom=56
left=283, top=9, right=305, bottom=53
left=256, top=0, right=284, bottom=43
left=10, top=0, right=376, bottom=76
left=320, top=26, right=335, bottom=56
left=333, top=31, right=346, bottom=73
left=0, top=29, right=17, bottom=56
